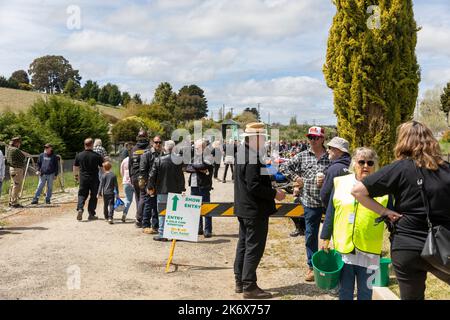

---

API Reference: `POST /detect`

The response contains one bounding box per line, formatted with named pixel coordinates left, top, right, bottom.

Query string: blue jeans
left=123, top=184, right=134, bottom=215
left=33, top=173, right=55, bottom=202
left=157, top=194, right=168, bottom=237
left=339, top=263, right=374, bottom=300
left=304, top=206, right=325, bottom=268
left=191, top=187, right=212, bottom=234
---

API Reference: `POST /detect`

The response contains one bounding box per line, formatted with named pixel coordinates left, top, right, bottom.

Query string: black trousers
left=132, top=179, right=147, bottom=223
left=223, top=164, right=234, bottom=181
left=213, top=163, right=220, bottom=178
left=234, top=217, right=269, bottom=291
left=391, top=249, right=450, bottom=300
left=143, top=195, right=158, bottom=228
left=103, top=194, right=115, bottom=219
left=77, top=177, right=99, bottom=216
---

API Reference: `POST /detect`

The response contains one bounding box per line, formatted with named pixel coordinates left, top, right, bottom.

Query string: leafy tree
left=7, top=77, right=19, bottom=89
left=154, top=82, right=177, bottom=113
left=0, top=76, right=9, bottom=88
left=224, top=111, right=233, bottom=120
left=64, top=78, right=81, bottom=98
left=323, top=0, right=420, bottom=164
left=98, top=84, right=111, bottom=104
left=121, top=92, right=131, bottom=107
left=112, top=116, right=163, bottom=143
left=176, top=84, right=208, bottom=120
left=29, top=55, right=81, bottom=94
left=234, top=111, right=258, bottom=126
left=289, top=116, right=298, bottom=126
left=440, top=82, right=450, bottom=127
left=139, top=103, right=173, bottom=123
left=10, top=70, right=29, bottom=84
left=28, top=96, right=109, bottom=158
left=244, top=107, right=260, bottom=120
left=89, top=81, right=100, bottom=101
left=0, top=111, right=65, bottom=155
left=133, top=93, right=143, bottom=104
left=417, top=87, right=447, bottom=134
left=108, top=84, right=121, bottom=106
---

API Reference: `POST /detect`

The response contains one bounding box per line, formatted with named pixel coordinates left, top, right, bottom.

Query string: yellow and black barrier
left=159, top=203, right=305, bottom=217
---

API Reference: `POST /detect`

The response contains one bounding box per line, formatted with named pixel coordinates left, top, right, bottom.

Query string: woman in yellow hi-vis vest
left=320, top=147, right=392, bottom=300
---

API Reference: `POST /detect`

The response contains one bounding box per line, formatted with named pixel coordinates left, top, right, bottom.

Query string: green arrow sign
left=172, top=195, right=180, bottom=211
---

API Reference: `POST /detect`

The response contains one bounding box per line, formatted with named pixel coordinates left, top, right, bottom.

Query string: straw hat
left=241, top=122, right=268, bottom=137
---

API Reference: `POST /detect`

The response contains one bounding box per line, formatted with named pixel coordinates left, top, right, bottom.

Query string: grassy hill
left=0, top=87, right=125, bottom=121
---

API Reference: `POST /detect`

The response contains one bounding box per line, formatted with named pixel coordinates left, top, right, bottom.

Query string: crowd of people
left=0, top=120, right=448, bottom=301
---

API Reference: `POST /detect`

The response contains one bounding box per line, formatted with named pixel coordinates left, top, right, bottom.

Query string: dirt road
left=0, top=170, right=334, bottom=300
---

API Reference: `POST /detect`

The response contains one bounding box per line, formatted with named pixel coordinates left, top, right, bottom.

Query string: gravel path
left=0, top=170, right=335, bottom=300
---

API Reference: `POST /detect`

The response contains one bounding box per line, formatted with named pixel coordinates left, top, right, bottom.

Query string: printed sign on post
left=163, top=193, right=202, bottom=242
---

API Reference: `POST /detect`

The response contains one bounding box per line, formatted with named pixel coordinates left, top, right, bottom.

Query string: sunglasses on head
left=358, top=160, right=375, bottom=167
left=307, top=136, right=321, bottom=141
left=154, top=141, right=162, bottom=144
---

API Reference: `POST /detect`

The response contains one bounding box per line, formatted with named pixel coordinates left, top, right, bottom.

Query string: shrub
left=442, top=130, right=450, bottom=143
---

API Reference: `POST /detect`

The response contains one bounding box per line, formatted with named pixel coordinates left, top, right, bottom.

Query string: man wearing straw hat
left=233, top=122, right=286, bottom=299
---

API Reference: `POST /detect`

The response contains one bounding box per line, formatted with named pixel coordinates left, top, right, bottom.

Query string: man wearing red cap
left=280, top=126, right=330, bottom=282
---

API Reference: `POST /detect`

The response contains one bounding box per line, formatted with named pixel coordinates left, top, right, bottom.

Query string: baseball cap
left=306, top=126, right=325, bottom=138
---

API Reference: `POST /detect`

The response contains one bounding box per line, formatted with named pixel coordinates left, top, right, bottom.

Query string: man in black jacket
left=234, top=122, right=285, bottom=299
left=129, top=130, right=150, bottom=228
left=186, top=139, right=214, bottom=238
left=147, top=140, right=185, bottom=242
left=140, top=135, right=163, bottom=234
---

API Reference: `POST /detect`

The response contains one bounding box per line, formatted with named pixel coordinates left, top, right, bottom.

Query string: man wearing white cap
left=280, top=126, right=330, bottom=282
left=320, top=137, right=351, bottom=209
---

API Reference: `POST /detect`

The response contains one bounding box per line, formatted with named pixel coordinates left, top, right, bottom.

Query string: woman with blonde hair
left=320, top=147, right=392, bottom=300
left=352, top=121, right=450, bottom=300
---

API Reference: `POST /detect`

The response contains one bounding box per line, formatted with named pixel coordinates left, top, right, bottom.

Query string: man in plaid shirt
left=280, top=126, right=330, bottom=282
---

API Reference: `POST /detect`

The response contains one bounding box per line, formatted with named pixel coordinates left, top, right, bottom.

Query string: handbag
left=114, top=198, right=125, bottom=212
left=414, top=161, right=450, bottom=275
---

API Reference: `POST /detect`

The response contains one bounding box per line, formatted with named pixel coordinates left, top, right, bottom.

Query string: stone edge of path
left=373, top=287, right=399, bottom=300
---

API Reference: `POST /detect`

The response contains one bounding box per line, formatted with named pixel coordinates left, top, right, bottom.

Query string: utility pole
left=268, top=112, right=270, bottom=125
left=257, top=103, right=261, bottom=121
left=230, top=107, right=234, bottom=118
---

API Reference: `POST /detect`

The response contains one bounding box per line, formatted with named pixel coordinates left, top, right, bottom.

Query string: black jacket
left=139, top=147, right=162, bottom=181
left=320, top=153, right=351, bottom=208
left=128, top=141, right=149, bottom=182
left=147, top=153, right=185, bottom=195
left=186, top=150, right=214, bottom=190
left=234, top=144, right=277, bottom=219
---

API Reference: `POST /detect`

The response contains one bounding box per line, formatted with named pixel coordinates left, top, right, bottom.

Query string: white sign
left=163, top=193, right=202, bottom=242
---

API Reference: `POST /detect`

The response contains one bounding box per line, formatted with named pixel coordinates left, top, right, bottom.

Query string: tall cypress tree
left=323, top=0, right=420, bottom=164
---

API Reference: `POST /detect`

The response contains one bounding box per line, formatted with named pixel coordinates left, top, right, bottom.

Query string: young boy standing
left=98, top=162, right=119, bottom=224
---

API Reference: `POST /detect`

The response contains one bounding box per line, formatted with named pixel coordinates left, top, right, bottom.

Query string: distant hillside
left=0, top=87, right=125, bottom=121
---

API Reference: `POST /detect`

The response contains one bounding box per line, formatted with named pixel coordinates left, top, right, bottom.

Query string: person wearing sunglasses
left=320, top=147, right=392, bottom=300
left=352, top=121, right=450, bottom=300
left=140, top=136, right=164, bottom=234
left=279, top=126, right=330, bottom=282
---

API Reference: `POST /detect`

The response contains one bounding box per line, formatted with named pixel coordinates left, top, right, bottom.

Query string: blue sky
left=1, top=0, right=449, bottom=125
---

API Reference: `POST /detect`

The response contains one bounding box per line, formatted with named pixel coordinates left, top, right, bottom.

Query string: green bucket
left=312, top=249, right=344, bottom=290
left=372, top=257, right=391, bottom=287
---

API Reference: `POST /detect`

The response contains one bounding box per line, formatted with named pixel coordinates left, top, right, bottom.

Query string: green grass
left=440, top=140, right=450, bottom=155
left=0, top=87, right=125, bottom=121
left=383, top=231, right=450, bottom=300
left=0, top=162, right=120, bottom=203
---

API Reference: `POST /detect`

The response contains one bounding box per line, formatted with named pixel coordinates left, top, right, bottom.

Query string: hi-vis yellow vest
left=332, top=174, right=389, bottom=255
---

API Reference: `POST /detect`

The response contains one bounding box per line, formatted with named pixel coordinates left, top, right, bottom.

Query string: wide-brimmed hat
left=241, top=122, right=268, bottom=137
left=327, top=137, right=349, bottom=154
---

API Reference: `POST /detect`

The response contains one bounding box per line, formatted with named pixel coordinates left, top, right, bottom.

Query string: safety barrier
left=159, top=202, right=305, bottom=217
